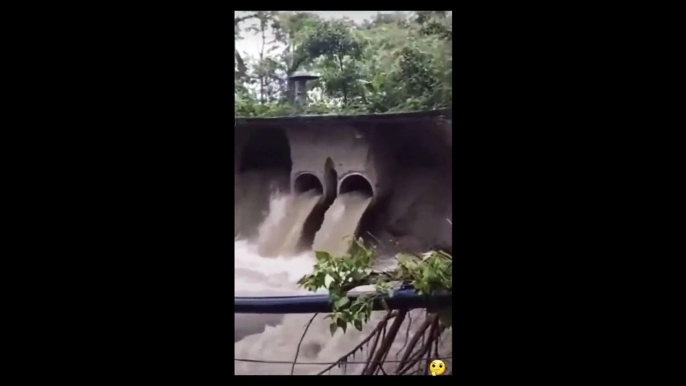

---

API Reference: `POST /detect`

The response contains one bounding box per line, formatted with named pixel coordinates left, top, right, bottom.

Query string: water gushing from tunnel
left=312, top=174, right=374, bottom=257
left=256, top=173, right=323, bottom=257
left=234, top=110, right=453, bottom=375
left=235, top=193, right=452, bottom=375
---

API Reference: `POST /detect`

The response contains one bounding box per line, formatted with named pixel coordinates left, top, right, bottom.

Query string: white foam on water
left=234, top=195, right=452, bottom=375
left=256, top=190, right=322, bottom=257
left=234, top=239, right=316, bottom=295
left=312, top=192, right=372, bottom=258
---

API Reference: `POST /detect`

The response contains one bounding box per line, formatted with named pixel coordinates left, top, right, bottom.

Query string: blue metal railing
left=235, top=289, right=452, bottom=314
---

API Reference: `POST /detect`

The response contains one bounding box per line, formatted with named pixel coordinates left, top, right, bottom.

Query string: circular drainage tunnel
left=294, top=173, right=324, bottom=195
left=339, top=174, right=374, bottom=198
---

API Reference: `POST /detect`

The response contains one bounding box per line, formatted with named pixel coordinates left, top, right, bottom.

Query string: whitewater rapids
left=234, top=239, right=452, bottom=375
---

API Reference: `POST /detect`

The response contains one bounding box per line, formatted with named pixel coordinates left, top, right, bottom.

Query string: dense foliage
left=297, top=238, right=452, bottom=335
left=235, top=11, right=452, bottom=117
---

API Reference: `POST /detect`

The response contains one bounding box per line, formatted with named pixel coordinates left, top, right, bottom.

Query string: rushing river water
left=234, top=191, right=452, bottom=375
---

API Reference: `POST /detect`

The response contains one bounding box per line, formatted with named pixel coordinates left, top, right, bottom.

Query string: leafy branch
left=297, top=237, right=452, bottom=335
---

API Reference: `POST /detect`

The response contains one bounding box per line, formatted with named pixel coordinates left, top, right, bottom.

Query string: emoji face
left=429, top=359, right=446, bottom=376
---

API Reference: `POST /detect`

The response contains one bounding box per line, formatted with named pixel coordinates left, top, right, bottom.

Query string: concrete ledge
left=236, top=108, right=451, bottom=126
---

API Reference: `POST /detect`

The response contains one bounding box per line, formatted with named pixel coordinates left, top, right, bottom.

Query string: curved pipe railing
left=235, top=289, right=452, bottom=314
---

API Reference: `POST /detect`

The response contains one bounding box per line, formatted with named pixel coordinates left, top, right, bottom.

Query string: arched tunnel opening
left=235, top=127, right=292, bottom=240
left=339, top=174, right=374, bottom=198
left=294, top=173, right=323, bottom=195
left=298, top=159, right=338, bottom=252
left=239, top=127, right=292, bottom=176
left=333, top=173, right=377, bottom=249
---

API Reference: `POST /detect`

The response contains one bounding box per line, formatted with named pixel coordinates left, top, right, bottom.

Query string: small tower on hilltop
left=288, top=71, right=319, bottom=112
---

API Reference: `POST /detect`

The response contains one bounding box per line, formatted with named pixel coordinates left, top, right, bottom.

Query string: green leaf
left=324, top=274, right=335, bottom=289
left=353, top=319, right=363, bottom=331
left=339, top=312, right=351, bottom=322
left=336, top=318, right=348, bottom=334
left=315, top=251, right=330, bottom=262
left=335, top=297, right=350, bottom=309
left=330, top=322, right=338, bottom=336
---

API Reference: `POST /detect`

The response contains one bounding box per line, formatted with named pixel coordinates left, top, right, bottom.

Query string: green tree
left=301, top=19, right=365, bottom=107
left=235, top=11, right=452, bottom=117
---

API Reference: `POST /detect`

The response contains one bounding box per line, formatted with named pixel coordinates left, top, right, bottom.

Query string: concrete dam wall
left=234, top=109, right=452, bottom=255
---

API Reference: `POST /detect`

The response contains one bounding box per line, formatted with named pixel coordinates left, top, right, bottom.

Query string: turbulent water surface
left=234, top=191, right=451, bottom=375
left=312, top=192, right=372, bottom=258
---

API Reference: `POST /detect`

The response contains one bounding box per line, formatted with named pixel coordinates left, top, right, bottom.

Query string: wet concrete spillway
left=234, top=109, right=452, bottom=374
left=235, top=109, right=453, bottom=256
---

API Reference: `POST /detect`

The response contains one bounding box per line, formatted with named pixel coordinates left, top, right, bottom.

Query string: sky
left=235, top=11, right=411, bottom=59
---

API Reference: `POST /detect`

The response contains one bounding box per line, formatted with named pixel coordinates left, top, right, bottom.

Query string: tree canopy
left=235, top=11, right=452, bottom=117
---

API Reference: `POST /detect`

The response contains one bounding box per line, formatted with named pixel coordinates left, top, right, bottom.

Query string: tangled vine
left=295, top=238, right=452, bottom=375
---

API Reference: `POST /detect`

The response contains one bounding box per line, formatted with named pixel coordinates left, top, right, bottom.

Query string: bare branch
left=316, top=311, right=397, bottom=375
left=396, top=316, right=439, bottom=375
left=364, top=309, right=407, bottom=375
left=395, top=311, right=413, bottom=359
left=361, top=319, right=384, bottom=374
left=291, top=313, right=318, bottom=375
left=397, top=313, right=436, bottom=369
